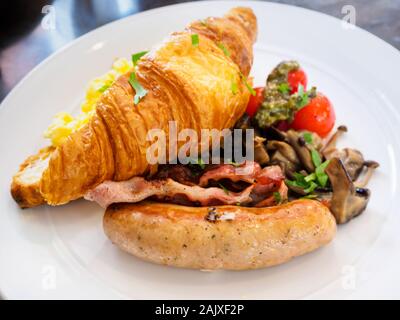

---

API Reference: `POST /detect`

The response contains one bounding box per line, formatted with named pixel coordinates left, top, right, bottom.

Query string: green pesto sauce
left=255, top=61, right=315, bottom=128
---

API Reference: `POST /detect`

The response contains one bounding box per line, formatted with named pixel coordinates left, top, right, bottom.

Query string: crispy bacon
left=85, top=163, right=286, bottom=208
left=199, top=161, right=261, bottom=186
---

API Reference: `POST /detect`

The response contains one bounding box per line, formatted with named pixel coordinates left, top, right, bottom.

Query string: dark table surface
left=0, top=0, right=399, bottom=103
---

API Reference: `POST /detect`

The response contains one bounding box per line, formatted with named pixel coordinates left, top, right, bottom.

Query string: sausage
left=103, top=199, right=336, bottom=270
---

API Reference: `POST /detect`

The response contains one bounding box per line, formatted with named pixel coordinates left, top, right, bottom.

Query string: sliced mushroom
left=286, top=130, right=315, bottom=173
left=325, top=157, right=370, bottom=224
left=267, top=140, right=300, bottom=178
left=321, top=125, right=348, bottom=158
left=326, top=148, right=365, bottom=181
left=254, top=136, right=270, bottom=165
left=355, top=160, right=379, bottom=188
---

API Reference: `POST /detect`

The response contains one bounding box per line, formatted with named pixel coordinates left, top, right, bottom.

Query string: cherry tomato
left=291, top=92, right=335, bottom=137
left=287, top=68, right=307, bottom=94
left=246, top=87, right=264, bottom=117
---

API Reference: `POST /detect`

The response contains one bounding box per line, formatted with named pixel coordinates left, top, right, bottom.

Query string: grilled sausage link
left=103, top=199, right=336, bottom=270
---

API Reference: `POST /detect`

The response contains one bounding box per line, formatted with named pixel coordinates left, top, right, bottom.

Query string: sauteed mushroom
left=322, top=125, right=348, bottom=158
left=286, top=130, right=315, bottom=173
left=254, top=136, right=270, bottom=165
left=325, top=158, right=370, bottom=224
left=267, top=140, right=300, bottom=178
left=355, top=160, right=379, bottom=188
left=326, top=148, right=365, bottom=181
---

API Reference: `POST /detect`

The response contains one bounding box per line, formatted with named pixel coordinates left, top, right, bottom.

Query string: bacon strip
left=199, top=161, right=261, bottom=186
left=85, top=164, right=286, bottom=208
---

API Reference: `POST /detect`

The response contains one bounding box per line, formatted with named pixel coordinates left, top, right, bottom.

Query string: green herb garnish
left=98, top=83, right=111, bottom=93
left=189, top=157, right=205, bottom=170
left=301, top=194, right=318, bottom=199
left=219, top=183, right=230, bottom=195
left=311, top=149, right=322, bottom=168
left=273, top=192, right=282, bottom=204
left=228, top=161, right=242, bottom=167
left=315, top=160, right=330, bottom=187
left=239, top=72, right=256, bottom=96
left=278, top=83, right=291, bottom=95
left=303, top=132, right=313, bottom=144
left=295, top=84, right=310, bottom=108
left=129, top=72, right=148, bottom=104
left=191, top=34, right=199, bottom=46
left=131, top=51, right=148, bottom=67
left=286, top=152, right=330, bottom=195
left=217, top=43, right=230, bottom=57
left=304, top=172, right=316, bottom=183
left=231, top=76, right=238, bottom=95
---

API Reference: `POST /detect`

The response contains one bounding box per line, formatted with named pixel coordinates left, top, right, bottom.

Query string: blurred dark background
left=0, top=0, right=399, bottom=102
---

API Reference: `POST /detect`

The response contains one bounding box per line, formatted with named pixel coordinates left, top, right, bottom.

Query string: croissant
left=11, top=7, right=258, bottom=208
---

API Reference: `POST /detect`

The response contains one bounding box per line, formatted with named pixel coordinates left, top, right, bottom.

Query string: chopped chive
left=273, top=192, right=282, bottom=204
left=303, top=132, right=313, bottom=144
left=217, top=43, right=230, bottom=57
left=239, top=71, right=256, bottom=96
left=189, top=157, right=205, bottom=170
left=98, top=83, right=111, bottom=93
left=219, top=183, right=230, bottom=195
left=191, top=34, right=199, bottom=46
left=304, top=172, right=316, bottom=183
left=228, top=160, right=241, bottom=167
left=131, top=51, right=148, bottom=67
left=315, top=160, right=331, bottom=187
left=128, top=72, right=147, bottom=104
left=301, top=194, right=318, bottom=199
left=231, top=76, right=238, bottom=95
left=311, top=149, right=322, bottom=168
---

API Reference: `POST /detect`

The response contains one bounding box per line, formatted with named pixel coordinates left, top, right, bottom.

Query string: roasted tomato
left=246, top=87, right=264, bottom=117
left=291, top=92, right=335, bottom=137
left=287, top=69, right=307, bottom=94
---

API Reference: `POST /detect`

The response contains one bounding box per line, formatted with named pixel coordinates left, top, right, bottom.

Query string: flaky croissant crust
left=13, top=7, right=258, bottom=207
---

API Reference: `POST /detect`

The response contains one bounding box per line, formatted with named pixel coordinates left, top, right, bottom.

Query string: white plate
left=1, top=1, right=400, bottom=299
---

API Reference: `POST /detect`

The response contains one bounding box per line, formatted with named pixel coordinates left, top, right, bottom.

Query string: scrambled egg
left=44, top=58, right=133, bottom=147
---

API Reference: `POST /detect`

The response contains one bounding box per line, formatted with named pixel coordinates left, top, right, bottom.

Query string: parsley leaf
left=128, top=72, right=147, bottom=104
left=131, top=51, right=148, bottom=67
left=278, top=83, right=291, bottom=95
left=303, top=132, right=313, bottom=144
left=286, top=155, right=331, bottom=195
left=191, top=34, right=199, bottom=46
left=217, top=43, right=230, bottom=57
left=295, top=84, right=310, bottom=108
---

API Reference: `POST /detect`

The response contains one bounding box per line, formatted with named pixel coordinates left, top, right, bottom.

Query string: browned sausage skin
left=104, top=199, right=336, bottom=270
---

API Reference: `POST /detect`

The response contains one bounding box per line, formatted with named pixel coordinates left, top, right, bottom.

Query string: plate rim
left=1, top=0, right=400, bottom=299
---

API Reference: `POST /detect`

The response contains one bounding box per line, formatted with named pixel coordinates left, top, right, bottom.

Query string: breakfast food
left=10, top=7, right=377, bottom=271
left=104, top=200, right=336, bottom=270
left=11, top=7, right=257, bottom=207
